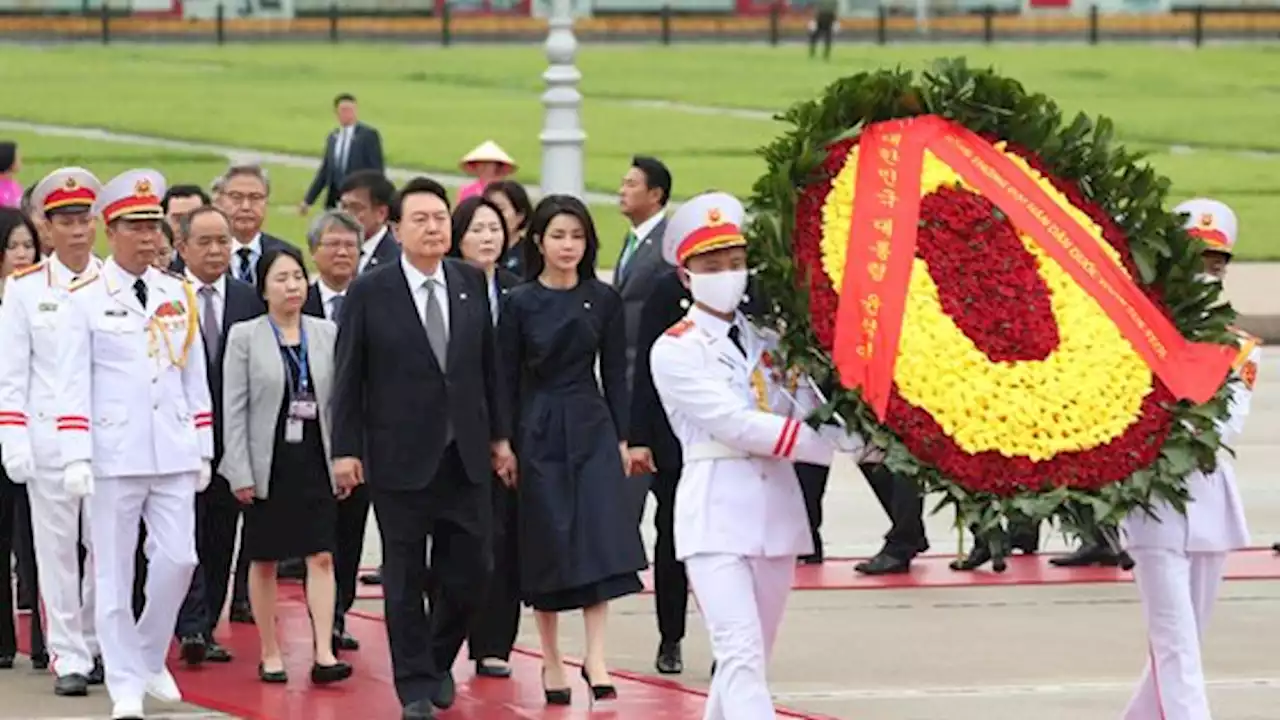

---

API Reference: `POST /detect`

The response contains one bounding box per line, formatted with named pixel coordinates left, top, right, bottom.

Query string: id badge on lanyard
left=273, top=319, right=316, bottom=444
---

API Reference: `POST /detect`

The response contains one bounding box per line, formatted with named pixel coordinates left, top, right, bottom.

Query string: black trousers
left=466, top=481, right=520, bottom=660
left=809, top=11, right=835, bottom=60
left=862, top=463, right=929, bottom=559
left=649, top=465, right=687, bottom=644
left=175, top=491, right=241, bottom=639
left=796, top=462, right=829, bottom=557
left=333, top=483, right=371, bottom=633
left=1, top=479, right=45, bottom=658
left=371, top=445, right=492, bottom=706
left=231, top=521, right=251, bottom=607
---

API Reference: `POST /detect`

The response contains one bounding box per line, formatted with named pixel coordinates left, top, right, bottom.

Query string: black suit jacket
left=170, top=232, right=291, bottom=281
left=331, top=258, right=509, bottom=494
left=206, top=277, right=267, bottom=501
left=305, top=123, right=386, bottom=209
left=362, top=229, right=400, bottom=274
left=628, top=269, right=767, bottom=472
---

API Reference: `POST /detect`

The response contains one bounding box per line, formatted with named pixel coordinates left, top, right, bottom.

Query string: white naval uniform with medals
left=0, top=253, right=104, bottom=678
left=649, top=191, right=866, bottom=720
left=1120, top=328, right=1257, bottom=720
left=56, top=257, right=212, bottom=706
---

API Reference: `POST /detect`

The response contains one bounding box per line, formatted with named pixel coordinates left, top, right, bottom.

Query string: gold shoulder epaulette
left=664, top=318, right=695, bottom=338
left=68, top=275, right=100, bottom=293
left=9, top=260, right=46, bottom=281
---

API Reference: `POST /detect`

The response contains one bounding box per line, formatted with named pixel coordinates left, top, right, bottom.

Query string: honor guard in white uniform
left=1121, top=198, right=1255, bottom=720
left=55, top=169, right=213, bottom=720
left=649, top=192, right=873, bottom=720
left=0, top=168, right=105, bottom=696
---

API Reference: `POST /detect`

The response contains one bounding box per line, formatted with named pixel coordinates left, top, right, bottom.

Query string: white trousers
left=90, top=473, right=197, bottom=704
left=1122, top=548, right=1227, bottom=720
left=28, top=469, right=99, bottom=677
left=686, top=553, right=796, bottom=720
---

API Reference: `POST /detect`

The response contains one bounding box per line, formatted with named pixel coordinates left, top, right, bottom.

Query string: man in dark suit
left=331, top=177, right=512, bottom=720
left=300, top=93, right=386, bottom=213
left=613, top=156, right=674, bottom=534
left=628, top=267, right=765, bottom=675
left=300, top=209, right=363, bottom=651
left=170, top=206, right=265, bottom=663
left=338, top=170, right=399, bottom=274
left=212, top=164, right=290, bottom=287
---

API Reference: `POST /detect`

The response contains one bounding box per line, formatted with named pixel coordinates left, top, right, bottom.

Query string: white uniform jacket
left=55, top=259, right=214, bottom=478
left=1123, top=329, right=1258, bottom=553
left=0, top=255, right=104, bottom=472
left=651, top=307, right=851, bottom=561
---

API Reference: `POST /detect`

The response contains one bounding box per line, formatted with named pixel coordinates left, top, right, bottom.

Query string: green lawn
left=3, top=43, right=1279, bottom=259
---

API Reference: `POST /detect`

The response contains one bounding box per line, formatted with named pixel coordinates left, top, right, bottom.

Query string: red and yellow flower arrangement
left=748, top=61, right=1240, bottom=554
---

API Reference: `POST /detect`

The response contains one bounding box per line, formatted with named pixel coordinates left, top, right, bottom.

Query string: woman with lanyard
left=220, top=246, right=352, bottom=685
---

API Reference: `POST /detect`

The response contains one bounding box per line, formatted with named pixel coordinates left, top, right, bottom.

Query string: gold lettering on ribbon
left=939, top=134, right=1170, bottom=361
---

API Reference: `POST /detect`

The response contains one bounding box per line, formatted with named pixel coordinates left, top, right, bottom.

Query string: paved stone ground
left=0, top=358, right=1275, bottom=719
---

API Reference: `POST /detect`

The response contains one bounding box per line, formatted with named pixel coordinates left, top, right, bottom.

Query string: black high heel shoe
left=542, top=667, right=571, bottom=706
left=579, top=665, right=618, bottom=704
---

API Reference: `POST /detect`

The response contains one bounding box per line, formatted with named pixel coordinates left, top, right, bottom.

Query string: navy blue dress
left=498, top=278, right=645, bottom=612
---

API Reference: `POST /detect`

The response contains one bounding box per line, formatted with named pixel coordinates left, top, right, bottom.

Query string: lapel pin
left=679, top=298, right=690, bottom=309
left=459, top=292, right=468, bottom=301
left=584, top=300, right=592, bottom=310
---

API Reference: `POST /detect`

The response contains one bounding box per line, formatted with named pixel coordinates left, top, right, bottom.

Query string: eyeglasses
left=226, top=192, right=267, bottom=206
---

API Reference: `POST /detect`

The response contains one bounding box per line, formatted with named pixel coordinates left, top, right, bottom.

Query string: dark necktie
left=237, top=247, right=254, bottom=285
left=330, top=294, right=345, bottom=324
left=133, top=278, right=148, bottom=309
left=728, top=325, right=747, bottom=358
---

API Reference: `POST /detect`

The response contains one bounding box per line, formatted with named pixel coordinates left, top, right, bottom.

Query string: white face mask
left=687, top=269, right=749, bottom=315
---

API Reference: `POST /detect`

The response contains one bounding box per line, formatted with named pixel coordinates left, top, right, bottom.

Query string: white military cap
left=32, top=167, right=101, bottom=217
left=660, top=191, right=746, bottom=267
left=95, top=169, right=167, bottom=224
left=1174, top=197, right=1237, bottom=256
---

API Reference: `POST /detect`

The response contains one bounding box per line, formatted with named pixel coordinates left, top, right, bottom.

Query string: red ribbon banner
left=831, top=114, right=1235, bottom=421
left=832, top=117, right=934, bottom=420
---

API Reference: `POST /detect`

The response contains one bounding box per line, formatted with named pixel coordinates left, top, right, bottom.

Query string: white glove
left=197, top=460, right=212, bottom=492
left=2, top=446, right=36, bottom=485
left=818, top=424, right=867, bottom=455
left=63, top=461, right=94, bottom=498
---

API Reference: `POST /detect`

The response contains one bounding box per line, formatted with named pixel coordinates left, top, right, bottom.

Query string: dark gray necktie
left=423, top=278, right=448, bottom=370
left=200, top=285, right=221, bottom=358
left=330, top=294, right=345, bottom=324
left=236, top=247, right=254, bottom=285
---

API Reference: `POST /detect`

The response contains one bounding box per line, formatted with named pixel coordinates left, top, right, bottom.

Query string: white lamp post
left=539, top=0, right=586, bottom=199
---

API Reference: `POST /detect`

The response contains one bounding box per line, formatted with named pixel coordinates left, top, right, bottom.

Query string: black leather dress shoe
left=1049, top=543, right=1114, bottom=568
left=54, top=673, right=89, bottom=696
left=311, top=661, right=353, bottom=685
left=359, top=569, right=383, bottom=586
left=229, top=602, right=254, bottom=624
left=402, top=698, right=436, bottom=719
left=0, top=655, right=13, bottom=669
left=87, top=656, right=104, bottom=684
left=433, top=673, right=455, bottom=709
left=205, top=641, right=233, bottom=663
left=333, top=629, right=360, bottom=652
left=179, top=635, right=207, bottom=666
left=950, top=545, right=994, bottom=572
left=1272, top=542, right=1279, bottom=554
left=854, top=551, right=912, bottom=576
left=797, top=552, right=824, bottom=565
left=475, top=659, right=512, bottom=678
left=30, top=653, right=49, bottom=670
left=655, top=641, right=683, bottom=674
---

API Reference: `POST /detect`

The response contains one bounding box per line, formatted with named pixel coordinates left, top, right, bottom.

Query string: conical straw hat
left=460, top=140, right=516, bottom=174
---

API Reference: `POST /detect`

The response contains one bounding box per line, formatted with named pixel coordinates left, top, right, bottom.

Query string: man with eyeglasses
left=338, top=170, right=398, bottom=275
left=211, top=164, right=288, bottom=288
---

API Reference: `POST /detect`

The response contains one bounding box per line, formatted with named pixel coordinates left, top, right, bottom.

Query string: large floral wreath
left=747, top=60, right=1239, bottom=558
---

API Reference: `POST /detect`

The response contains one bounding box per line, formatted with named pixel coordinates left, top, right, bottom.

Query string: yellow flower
left=821, top=143, right=1152, bottom=460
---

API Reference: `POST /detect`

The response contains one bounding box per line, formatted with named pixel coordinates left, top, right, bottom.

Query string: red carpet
left=356, top=547, right=1280, bottom=600
left=12, top=583, right=834, bottom=720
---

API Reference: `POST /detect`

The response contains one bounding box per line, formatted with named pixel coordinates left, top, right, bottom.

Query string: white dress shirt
left=630, top=211, right=665, bottom=242
left=357, top=226, right=389, bottom=274
left=400, top=255, right=449, bottom=336
left=185, top=269, right=226, bottom=331
left=315, top=277, right=348, bottom=322
left=335, top=125, right=355, bottom=173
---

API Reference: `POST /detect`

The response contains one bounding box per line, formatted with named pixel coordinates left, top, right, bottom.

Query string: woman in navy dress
left=498, top=195, right=645, bottom=705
